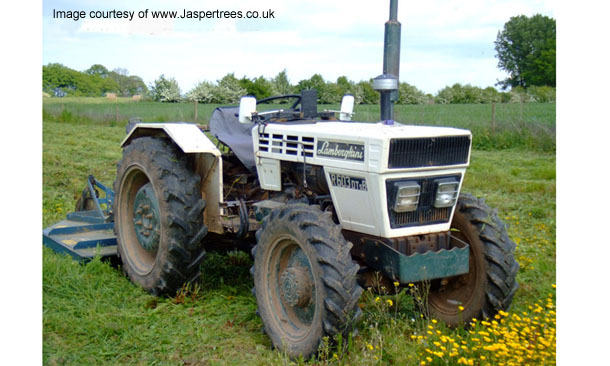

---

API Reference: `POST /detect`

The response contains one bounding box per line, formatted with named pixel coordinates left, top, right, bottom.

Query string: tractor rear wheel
left=251, top=204, right=363, bottom=359
left=113, top=137, right=208, bottom=295
left=427, top=193, right=519, bottom=325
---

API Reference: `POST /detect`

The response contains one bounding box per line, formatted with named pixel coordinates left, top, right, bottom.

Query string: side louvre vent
left=388, top=136, right=470, bottom=169
left=258, top=133, right=314, bottom=157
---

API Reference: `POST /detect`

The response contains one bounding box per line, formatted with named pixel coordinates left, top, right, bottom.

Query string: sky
left=42, top=0, right=555, bottom=95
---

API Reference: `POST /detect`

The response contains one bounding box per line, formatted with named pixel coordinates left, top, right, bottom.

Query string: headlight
left=434, top=178, right=459, bottom=208
left=394, top=182, right=420, bottom=212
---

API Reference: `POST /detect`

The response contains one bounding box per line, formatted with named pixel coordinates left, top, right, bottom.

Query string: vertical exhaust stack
left=374, top=0, right=401, bottom=122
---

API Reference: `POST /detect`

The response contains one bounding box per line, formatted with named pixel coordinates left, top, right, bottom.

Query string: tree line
left=44, top=64, right=555, bottom=105
left=43, top=63, right=148, bottom=97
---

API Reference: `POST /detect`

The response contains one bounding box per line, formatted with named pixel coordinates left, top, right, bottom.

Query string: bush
left=527, top=85, right=556, bottom=102
left=398, top=83, right=428, bottom=104
left=149, top=74, right=181, bottom=102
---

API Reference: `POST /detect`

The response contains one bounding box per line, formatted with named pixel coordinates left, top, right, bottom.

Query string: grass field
left=43, top=102, right=556, bottom=365
left=43, top=97, right=556, bottom=152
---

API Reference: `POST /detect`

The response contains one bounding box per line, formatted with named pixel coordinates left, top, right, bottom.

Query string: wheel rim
left=428, top=217, right=481, bottom=317
left=132, top=183, right=161, bottom=252
left=118, top=165, right=160, bottom=275
left=264, top=235, right=316, bottom=342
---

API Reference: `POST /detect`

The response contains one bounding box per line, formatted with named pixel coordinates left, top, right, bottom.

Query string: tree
left=239, top=76, right=273, bottom=100
left=494, top=14, right=556, bottom=89
left=355, top=79, right=379, bottom=105
left=216, top=73, right=246, bottom=103
left=85, top=64, right=109, bottom=78
left=296, top=74, right=340, bottom=104
left=271, top=69, right=293, bottom=96
left=150, top=74, right=181, bottom=102
left=186, top=81, right=217, bottom=103
left=108, top=70, right=148, bottom=96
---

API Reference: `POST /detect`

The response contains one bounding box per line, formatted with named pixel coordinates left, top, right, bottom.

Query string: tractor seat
left=209, top=107, right=256, bottom=172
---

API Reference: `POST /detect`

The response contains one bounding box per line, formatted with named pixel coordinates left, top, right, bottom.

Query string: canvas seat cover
left=209, top=107, right=256, bottom=172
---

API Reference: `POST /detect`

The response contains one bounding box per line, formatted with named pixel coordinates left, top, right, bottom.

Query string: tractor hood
left=253, top=121, right=472, bottom=174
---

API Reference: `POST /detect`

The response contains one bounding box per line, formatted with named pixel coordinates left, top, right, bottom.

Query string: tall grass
left=42, top=98, right=555, bottom=152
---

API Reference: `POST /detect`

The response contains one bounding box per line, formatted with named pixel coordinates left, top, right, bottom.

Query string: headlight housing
left=393, top=182, right=420, bottom=212
left=434, top=178, right=459, bottom=208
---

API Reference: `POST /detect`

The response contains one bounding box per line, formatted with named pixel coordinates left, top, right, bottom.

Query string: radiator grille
left=386, top=175, right=460, bottom=229
left=388, top=136, right=470, bottom=169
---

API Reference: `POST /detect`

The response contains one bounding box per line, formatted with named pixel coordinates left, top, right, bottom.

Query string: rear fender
left=121, top=123, right=224, bottom=234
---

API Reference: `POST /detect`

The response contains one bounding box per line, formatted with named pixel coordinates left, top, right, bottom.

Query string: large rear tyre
left=252, top=204, right=363, bottom=359
left=113, top=137, right=208, bottom=296
left=428, top=193, right=519, bottom=325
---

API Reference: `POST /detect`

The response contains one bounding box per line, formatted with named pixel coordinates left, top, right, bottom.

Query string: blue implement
left=43, top=176, right=117, bottom=261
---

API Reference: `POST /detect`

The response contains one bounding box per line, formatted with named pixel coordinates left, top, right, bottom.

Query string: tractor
left=43, top=0, right=518, bottom=359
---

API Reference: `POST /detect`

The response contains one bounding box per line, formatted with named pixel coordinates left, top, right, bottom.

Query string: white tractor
left=111, top=0, right=518, bottom=358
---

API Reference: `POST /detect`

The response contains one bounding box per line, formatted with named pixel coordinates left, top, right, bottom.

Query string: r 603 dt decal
left=329, top=173, right=368, bottom=191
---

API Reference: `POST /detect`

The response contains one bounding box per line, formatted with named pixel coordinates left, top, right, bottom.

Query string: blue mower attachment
left=43, top=175, right=118, bottom=261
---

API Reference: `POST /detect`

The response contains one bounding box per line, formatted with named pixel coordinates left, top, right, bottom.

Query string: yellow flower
left=375, top=296, right=380, bottom=302
left=409, top=283, right=415, bottom=287
left=367, top=344, right=374, bottom=351
left=386, top=299, right=394, bottom=306
left=420, top=362, right=426, bottom=366
left=458, top=305, right=464, bottom=311
left=431, top=319, right=438, bottom=324
left=394, top=281, right=400, bottom=287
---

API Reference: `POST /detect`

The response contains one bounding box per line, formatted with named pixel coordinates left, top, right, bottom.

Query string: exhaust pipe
left=374, top=0, right=401, bottom=122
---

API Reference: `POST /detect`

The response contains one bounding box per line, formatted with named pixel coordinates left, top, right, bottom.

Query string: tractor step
left=43, top=214, right=117, bottom=261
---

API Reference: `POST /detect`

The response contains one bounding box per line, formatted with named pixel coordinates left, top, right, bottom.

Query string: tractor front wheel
left=252, top=204, right=363, bottom=359
left=427, top=193, right=519, bottom=325
left=114, top=137, right=208, bottom=295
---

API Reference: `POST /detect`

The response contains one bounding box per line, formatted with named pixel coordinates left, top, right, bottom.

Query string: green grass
left=43, top=97, right=555, bottom=151
left=43, top=107, right=555, bottom=365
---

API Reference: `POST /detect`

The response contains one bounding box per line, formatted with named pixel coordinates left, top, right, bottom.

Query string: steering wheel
left=256, top=94, right=301, bottom=111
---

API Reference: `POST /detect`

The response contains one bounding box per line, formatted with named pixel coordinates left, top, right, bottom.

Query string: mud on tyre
left=428, top=193, right=519, bottom=324
left=251, top=204, right=363, bottom=359
left=113, top=137, right=208, bottom=296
